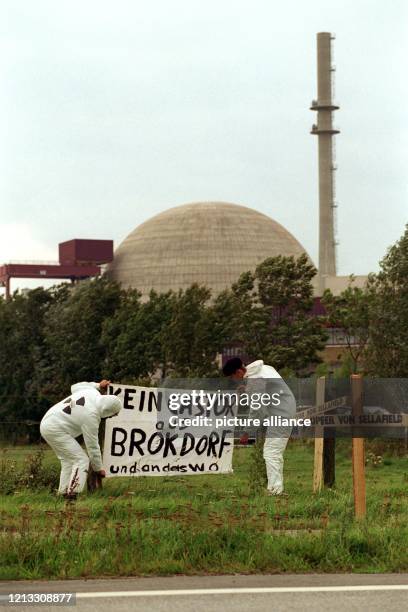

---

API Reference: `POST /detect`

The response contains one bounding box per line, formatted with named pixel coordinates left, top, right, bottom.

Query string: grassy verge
left=1, top=441, right=407, bottom=579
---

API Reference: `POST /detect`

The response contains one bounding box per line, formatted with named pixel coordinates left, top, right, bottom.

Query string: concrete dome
left=108, top=202, right=310, bottom=297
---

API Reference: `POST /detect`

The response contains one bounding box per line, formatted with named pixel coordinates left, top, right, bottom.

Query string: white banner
left=103, top=385, right=235, bottom=477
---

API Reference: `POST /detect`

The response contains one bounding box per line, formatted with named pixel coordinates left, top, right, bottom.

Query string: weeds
left=0, top=451, right=19, bottom=495
left=365, top=451, right=383, bottom=468
left=248, top=436, right=267, bottom=492
left=0, top=444, right=407, bottom=579
left=0, top=449, right=59, bottom=494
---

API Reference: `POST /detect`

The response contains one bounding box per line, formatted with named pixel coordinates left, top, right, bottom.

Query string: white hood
left=245, top=360, right=281, bottom=379
left=41, top=381, right=121, bottom=473
left=68, top=382, right=121, bottom=416
left=97, top=395, right=122, bottom=418
left=245, top=360, right=264, bottom=377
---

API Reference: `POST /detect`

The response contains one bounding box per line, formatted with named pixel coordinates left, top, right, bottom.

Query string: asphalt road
left=1, top=573, right=407, bottom=612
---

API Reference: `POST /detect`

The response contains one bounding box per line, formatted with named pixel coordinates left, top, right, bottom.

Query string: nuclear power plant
left=107, top=201, right=310, bottom=295
left=1, top=33, right=367, bottom=300
left=107, top=33, right=366, bottom=298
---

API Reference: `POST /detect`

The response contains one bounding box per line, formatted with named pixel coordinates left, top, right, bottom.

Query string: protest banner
left=103, top=384, right=235, bottom=477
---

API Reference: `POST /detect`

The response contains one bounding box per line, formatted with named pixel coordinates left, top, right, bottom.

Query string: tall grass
left=0, top=442, right=407, bottom=579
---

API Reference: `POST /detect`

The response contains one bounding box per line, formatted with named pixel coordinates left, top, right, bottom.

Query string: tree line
left=0, top=225, right=406, bottom=422
left=322, top=225, right=408, bottom=377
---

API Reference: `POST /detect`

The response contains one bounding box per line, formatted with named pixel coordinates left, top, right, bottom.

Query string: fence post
left=323, top=436, right=336, bottom=487
left=351, top=374, right=366, bottom=519
left=87, top=418, right=106, bottom=492
left=313, top=376, right=325, bottom=493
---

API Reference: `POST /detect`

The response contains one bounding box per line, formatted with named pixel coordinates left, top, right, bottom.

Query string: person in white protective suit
left=40, top=380, right=122, bottom=498
left=222, top=357, right=296, bottom=496
left=245, top=359, right=295, bottom=496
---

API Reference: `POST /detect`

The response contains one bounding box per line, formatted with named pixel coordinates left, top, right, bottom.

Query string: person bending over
left=40, top=380, right=121, bottom=499
left=222, top=357, right=295, bottom=496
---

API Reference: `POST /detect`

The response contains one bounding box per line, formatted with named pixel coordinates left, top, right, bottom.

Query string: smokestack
left=311, top=32, right=339, bottom=293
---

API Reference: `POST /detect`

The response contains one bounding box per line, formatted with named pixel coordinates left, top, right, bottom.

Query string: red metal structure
left=59, top=239, right=114, bottom=266
left=0, top=239, right=113, bottom=299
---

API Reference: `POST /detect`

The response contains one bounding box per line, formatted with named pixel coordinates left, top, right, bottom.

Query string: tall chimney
left=311, top=32, right=339, bottom=293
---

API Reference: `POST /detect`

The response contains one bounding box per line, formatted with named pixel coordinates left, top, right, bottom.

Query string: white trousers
left=40, top=420, right=89, bottom=494
left=263, top=436, right=289, bottom=494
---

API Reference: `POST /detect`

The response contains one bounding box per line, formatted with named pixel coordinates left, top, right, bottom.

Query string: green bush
left=19, top=449, right=59, bottom=491
left=0, top=449, right=59, bottom=494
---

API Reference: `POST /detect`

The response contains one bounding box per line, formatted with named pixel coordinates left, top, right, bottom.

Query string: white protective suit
left=245, top=360, right=295, bottom=494
left=40, top=382, right=122, bottom=495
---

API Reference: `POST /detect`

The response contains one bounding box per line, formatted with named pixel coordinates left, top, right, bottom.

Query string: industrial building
left=0, top=240, right=113, bottom=299
left=107, top=201, right=309, bottom=296
left=1, top=32, right=368, bottom=371
left=107, top=33, right=367, bottom=301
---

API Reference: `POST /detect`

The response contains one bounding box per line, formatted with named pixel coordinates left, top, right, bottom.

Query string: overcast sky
left=1, top=0, right=407, bottom=292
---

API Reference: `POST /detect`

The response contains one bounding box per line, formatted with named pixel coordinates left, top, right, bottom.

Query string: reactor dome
left=108, top=202, right=311, bottom=297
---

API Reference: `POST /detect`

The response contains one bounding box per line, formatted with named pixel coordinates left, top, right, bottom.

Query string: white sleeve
left=71, top=381, right=101, bottom=394
left=81, top=413, right=103, bottom=472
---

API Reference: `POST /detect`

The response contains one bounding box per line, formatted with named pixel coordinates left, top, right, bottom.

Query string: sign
left=103, top=385, right=235, bottom=477
left=305, top=413, right=408, bottom=427
left=296, top=393, right=408, bottom=428
left=296, top=396, right=349, bottom=420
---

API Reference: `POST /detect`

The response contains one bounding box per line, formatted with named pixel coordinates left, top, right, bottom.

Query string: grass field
left=1, top=441, right=408, bottom=580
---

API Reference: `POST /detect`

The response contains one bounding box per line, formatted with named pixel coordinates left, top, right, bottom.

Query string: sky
left=1, top=0, right=407, bottom=293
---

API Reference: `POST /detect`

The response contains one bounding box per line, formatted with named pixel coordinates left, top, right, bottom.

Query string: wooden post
left=87, top=466, right=103, bottom=492
left=351, top=374, right=366, bottom=519
left=323, top=437, right=336, bottom=487
left=313, top=376, right=325, bottom=493
left=87, top=415, right=106, bottom=492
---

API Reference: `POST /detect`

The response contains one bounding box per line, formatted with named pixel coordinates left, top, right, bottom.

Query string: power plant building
left=2, top=33, right=368, bottom=305
left=108, top=201, right=310, bottom=297
left=108, top=33, right=367, bottom=300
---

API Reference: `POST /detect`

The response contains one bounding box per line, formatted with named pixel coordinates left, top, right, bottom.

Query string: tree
left=365, top=225, right=408, bottom=376
left=35, top=276, right=123, bottom=401
left=0, top=285, right=67, bottom=422
left=161, top=284, right=222, bottom=377
left=322, top=282, right=371, bottom=373
left=213, top=254, right=327, bottom=374
left=102, top=289, right=176, bottom=381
